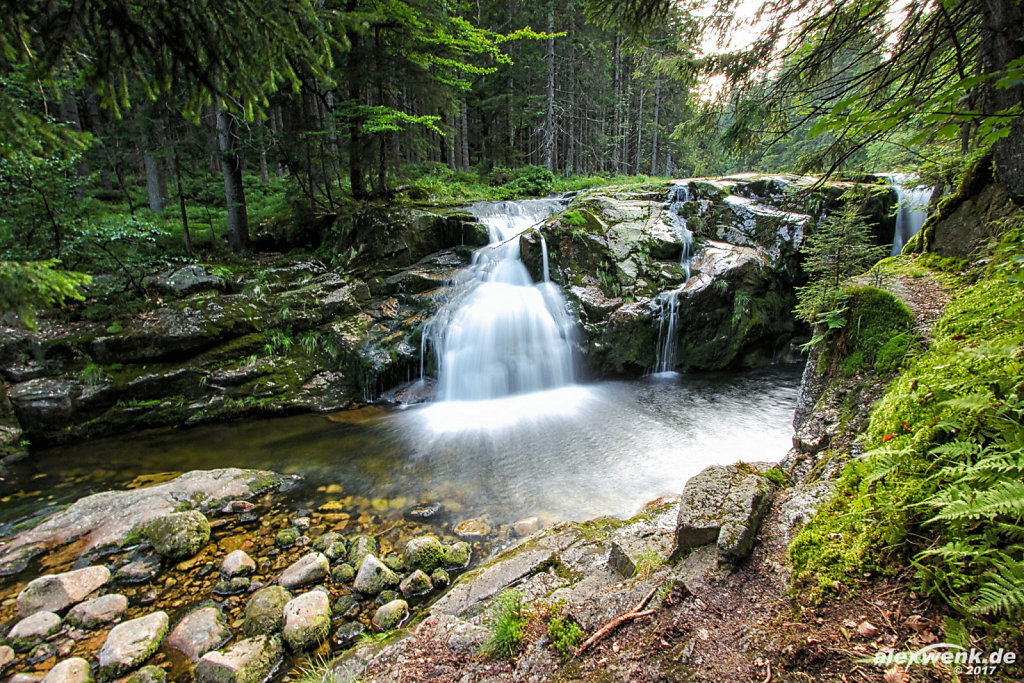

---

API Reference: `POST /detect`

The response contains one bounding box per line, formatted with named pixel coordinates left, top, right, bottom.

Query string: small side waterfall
left=653, top=184, right=695, bottom=374
left=886, top=174, right=931, bottom=256
left=423, top=199, right=575, bottom=402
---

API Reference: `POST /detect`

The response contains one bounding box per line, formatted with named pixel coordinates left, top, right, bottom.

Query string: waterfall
left=886, top=174, right=931, bottom=256
left=665, top=183, right=694, bottom=280
left=540, top=234, right=550, bottom=282
left=652, top=184, right=695, bottom=374
left=423, top=199, right=576, bottom=402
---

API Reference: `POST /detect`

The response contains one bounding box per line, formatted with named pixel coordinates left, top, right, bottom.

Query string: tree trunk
left=981, top=0, right=1024, bottom=200
left=635, top=88, right=644, bottom=174
left=173, top=146, right=193, bottom=257
left=651, top=75, right=661, bottom=176
left=83, top=96, right=113, bottom=191
left=544, top=5, right=556, bottom=172
left=612, top=36, right=622, bottom=173
left=142, top=141, right=165, bottom=214
left=216, top=106, right=250, bottom=253
left=460, top=98, right=470, bottom=171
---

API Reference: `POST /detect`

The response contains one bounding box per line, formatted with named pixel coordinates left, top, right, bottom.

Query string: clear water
left=4, top=367, right=802, bottom=534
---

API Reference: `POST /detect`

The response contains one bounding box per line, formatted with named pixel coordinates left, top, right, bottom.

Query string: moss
left=825, top=286, right=914, bottom=377
left=909, top=151, right=993, bottom=253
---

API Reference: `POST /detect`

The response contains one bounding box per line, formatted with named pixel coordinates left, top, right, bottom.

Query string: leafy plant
left=547, top=615, right=584, bottom=659
left=78, top=363, right=106, bottom=387
left=484, top=590, right=528, bottom=659
left=0, top=259, right=91, bottom=330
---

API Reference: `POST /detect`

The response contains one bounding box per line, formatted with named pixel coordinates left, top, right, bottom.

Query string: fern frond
left=972, top=554, right=1024, bottom=616
left=928, top=480, right=1024, bottom=524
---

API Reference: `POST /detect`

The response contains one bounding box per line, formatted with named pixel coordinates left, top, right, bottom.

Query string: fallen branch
left=576, top=584, right=660, bottom=655
left=761, top=659, right=772, bottom=683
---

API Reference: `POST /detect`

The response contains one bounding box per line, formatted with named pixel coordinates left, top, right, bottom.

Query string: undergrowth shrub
left=547, top=615, right=584, bottom=659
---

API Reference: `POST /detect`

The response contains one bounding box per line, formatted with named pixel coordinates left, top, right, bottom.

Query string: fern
left=972, top=553, right=1024, bottom=616
left=927, top=480, right=1024, bottom=523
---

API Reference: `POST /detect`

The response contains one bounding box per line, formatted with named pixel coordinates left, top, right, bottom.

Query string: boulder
left=96, top=611, right=169, bottom=679
left=674, top=464, right=776, bottom=566
left=66, top=593, right=128, bottom=629
left=144, top=510, right=211, bottom=560
left=143, top=265, right=226, bottom=296
left=40, top=658, right=92, bottom=683
left=17, top=566, right=110, bottom=617
left=243, top=586, right=292, bottom=636
left=282, top=591, right=332, bottom=651
left=401, top=535, right=445, bottom=573
left=352, top=554, right=400, bottom=595
left=219, top=550, right=256, bottom=578
left=399, top=570, right=433, bottom=598
left=0, top=644, right=13, bottom=668
left=443, top=541, right=471, bottom=568
left=166, top=606, right=231, bottom=661
left=371, top=600, right=409, bottom=631
left=9, top=611, right=61, bottom=651
left=278, top=552, right=329, bottom=589
left=194, top=635, right=283, bottom=683
left=311, top=532, right=347, bottom=561
left=0, top=469, right=287, bottom=575
left=347, top=535, right=377, bottom=567
left=453, top=517, right=491, bottom=541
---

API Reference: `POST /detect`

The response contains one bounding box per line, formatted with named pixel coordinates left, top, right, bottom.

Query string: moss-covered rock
left=243, top=586, right=292, bottom=637
left=144, top=510, right=210, bottom=560
left=401, top=535, right=445, bottom=573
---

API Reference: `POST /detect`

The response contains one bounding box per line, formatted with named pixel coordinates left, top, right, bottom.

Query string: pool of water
left=1, top=367, right=802, bottom=535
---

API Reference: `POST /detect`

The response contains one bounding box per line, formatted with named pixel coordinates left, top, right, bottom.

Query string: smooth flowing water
left=887, top=174, right=932, bottom=256
left=5, top=368, right=802, bottom=535
left=423, top=199, right=575, bottom=402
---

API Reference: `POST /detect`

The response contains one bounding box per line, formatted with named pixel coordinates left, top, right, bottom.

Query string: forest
left=1, top=0, right=1023, bottom=681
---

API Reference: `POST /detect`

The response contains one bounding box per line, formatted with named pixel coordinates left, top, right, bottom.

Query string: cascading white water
left=653, top=183, right=695, bottom=374
left=886, top=174, right=931, bottom=256
left=424, top=199, right=576, bottom=402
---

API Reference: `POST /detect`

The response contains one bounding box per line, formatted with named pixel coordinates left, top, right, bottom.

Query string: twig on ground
left=577, top=584, right=660, bottom=655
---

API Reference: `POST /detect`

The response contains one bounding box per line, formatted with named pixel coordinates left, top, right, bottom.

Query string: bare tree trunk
left=216, top=106, right=250, bottom=253
left=612, top=36, right=622, bottom=173
left=141, top=126, right=166, bottom=214
left=460, top=98, right=470, bottom=171
left=635, top=88, right=644, bottom=174
left=544, top=5, right=556, bottom=172
left=982, top=0, right=1024, bottom=200
left=172, top=146, right=193, bottom=257
left=651, top=75, right=661, bottom=176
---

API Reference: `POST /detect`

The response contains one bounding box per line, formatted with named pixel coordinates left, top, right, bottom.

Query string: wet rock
left=513, top=517, right=542, bottom=537
left=443, top=541, right=471, bottom=568
left=9, top=675, right=42, bottom=683
left=430, top=568, right=450, bottom=588
left=331, top=563, right=355, bottom=583
left=333, top=621, right=365, bottom=648
left=194, top=635, right=283, bottom=683
left=9, top=611, right=61, bottom=651
left=220, top=550, right=256, bottom=578
left=399, top=570, right=433, bottom=598
left=278, top=552, right=329, bottom=589
left=454, top=517, right=491, bottom=541
left=275, top=528, right=299, bottom=548
left=372, top=600, right=409, bottom=632
left=213, top=577, right=250, bottom=596
left=402, top=536, right=445, bottom=573
left=674, top=464, right=776, bottom=566
left=28, top=641, right=57, bottom=664
left=243, top=586, right=292, bottom=636
left=311, top=532, right=346, bottom=561
left=17, top=566, right=110, bottom=617
left=167, top=606, right=231, bottom=661
left=66, top=593, right=128, bottom=629
left=347, top=535, right=377, bottom=567
left=332, top=595, right=358, bottom=618
left=430, top=547, right=555, bottom=618
left=124, top=666, right=166, bottom=683
left=404, top=502, right=444, bottom=520
left=40, top=657, right=92, bottom=683
left=282, top=591, right=331, bottom=651
left=96, top=611, right=169, bottom=679
left=378, top=589, right=398, bottom=604
left=0, top=469, right=286, bottom=574
left=145, top=510, right=210, bottom=560
left=114, top=556, right=161, bottom=583
left=0, top=645, right=13, bottom=668
left=352, top=554, right=400, bottom=595
left=383, top=553, right=404, bottom=572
